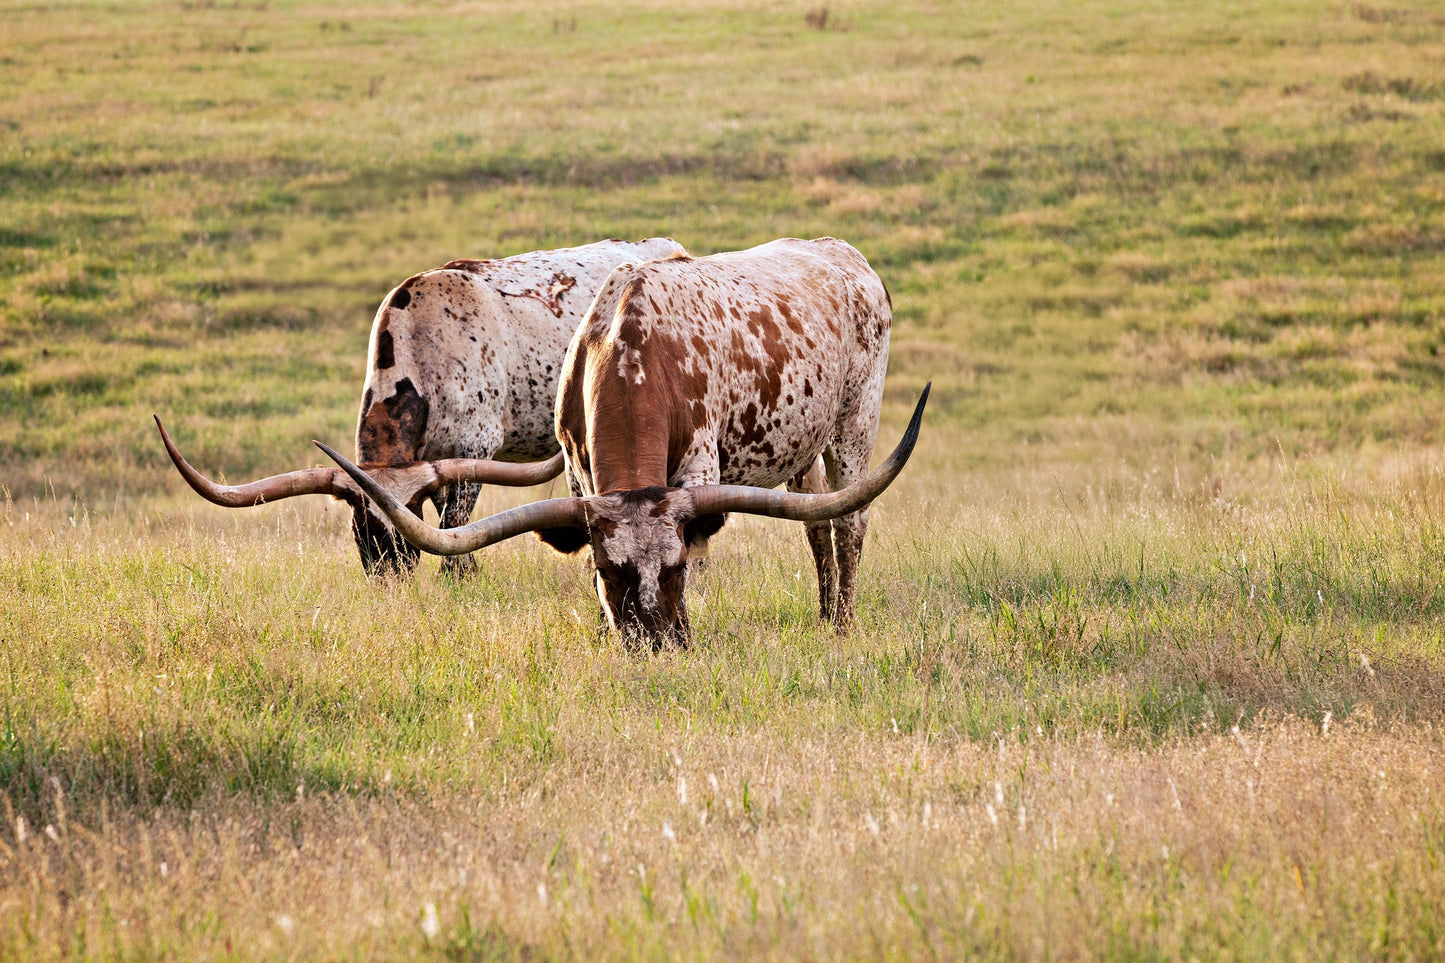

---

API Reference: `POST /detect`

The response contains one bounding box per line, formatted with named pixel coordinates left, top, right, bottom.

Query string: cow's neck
left=586, top=378, right=673, bottom=494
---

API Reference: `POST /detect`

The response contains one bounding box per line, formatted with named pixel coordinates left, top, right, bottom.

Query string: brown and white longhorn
left=320, top=238, right=927, bottom=647
left=156, top=237, right=685, bottom=575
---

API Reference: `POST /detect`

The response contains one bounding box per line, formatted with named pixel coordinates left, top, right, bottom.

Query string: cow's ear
left=683, top=513, right=726, bottom=552
left=330, top=490, right=365, bottom=510
left=537, top=527, right=589, bottom=554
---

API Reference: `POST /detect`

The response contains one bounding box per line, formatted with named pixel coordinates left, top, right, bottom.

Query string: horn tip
left=315, top=440, right=360, bottom=477
left=908, top=383, right=931, bottom=428
left=153, top=414, right=178, bottom=453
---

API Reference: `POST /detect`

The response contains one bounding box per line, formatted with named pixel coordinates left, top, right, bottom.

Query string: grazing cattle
left=319, top=237, right=929, bottom=648
left=156, top=237, right=686, bottom=575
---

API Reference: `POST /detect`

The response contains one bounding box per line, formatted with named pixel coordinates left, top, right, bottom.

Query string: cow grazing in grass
left=319, top=237, right=929, bottom=647
left=157, top=237, right=687, bottom=576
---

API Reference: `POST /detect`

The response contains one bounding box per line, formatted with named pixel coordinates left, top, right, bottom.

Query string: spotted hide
left=158, top=238, right=686, bottom=576
left=354, top=237, right=685, bottom=573
left=544, top=237, right=893, bottom=641
left=316, top=237, right=925, bottom=649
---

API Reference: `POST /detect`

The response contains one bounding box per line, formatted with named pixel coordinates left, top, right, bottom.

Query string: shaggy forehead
left=591, top=493, right=686, bottom=562
left=336, top=467, right=429, bottom=505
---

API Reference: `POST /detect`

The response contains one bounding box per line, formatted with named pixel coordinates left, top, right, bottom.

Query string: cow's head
left=533, top=487, right=727, bottom=648
left=316, top=385, right=930, bottom=648
left=153, top=415, right=562, bottom=576
left=342, top=466, right=431, bottom=576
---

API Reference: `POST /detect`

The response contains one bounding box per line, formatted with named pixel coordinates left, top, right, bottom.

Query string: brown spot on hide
left=738, top=402, right=762, bottom=446
left=389, top=286, right=411, bottom=310
left=616, top=277, right=647, bottom=327
left=440, top=258, right=494, bottom=273
left=374, top=329, right=395, bottom=369
left=664, top=353, right=710, bottom=473
left=730, top=325, right=784, bottom=411
left=495, top=272, right=578, bottom=318
left=776, top=294, right=806, bottom=336
left=556, top=360, right=588, bottom=465
left=358, top=377, right=430, bottom=462
left=748, top=303, right=783, bottom=347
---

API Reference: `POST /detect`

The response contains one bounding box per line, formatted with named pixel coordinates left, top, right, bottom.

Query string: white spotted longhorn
left=156, top=237, right=686, bottom=575
left=321, top=238, right=929, bottom=647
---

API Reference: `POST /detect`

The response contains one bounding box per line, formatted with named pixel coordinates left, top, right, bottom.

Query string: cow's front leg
left=789, top=457, right=838, bottom=622
left=831, top=507, right=868, bottom=632
left=824, top=424, right=881, bottom=632
left=436, top=481, right=482, bottom=578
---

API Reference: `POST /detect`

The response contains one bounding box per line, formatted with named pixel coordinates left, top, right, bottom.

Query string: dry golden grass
left=5, top=714, right=1440, bottom=959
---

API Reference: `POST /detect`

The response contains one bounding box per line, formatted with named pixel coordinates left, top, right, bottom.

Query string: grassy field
left=3, top=0, right=1445, bottom=958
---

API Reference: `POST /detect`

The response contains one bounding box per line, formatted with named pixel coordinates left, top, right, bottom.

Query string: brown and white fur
left=353, top=237, right=686, bottom=574
left=539, top=237, right=893, bottom=642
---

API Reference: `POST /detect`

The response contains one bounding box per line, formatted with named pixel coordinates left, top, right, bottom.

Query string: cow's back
left=560, top=238, right=891, bottom=493
left=358, top=238, right=685, bottom=464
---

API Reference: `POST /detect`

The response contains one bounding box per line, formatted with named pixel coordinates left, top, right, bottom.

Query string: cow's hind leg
left=436, top=481, right=482, bottom=577
left=789, top=457, right=838, bottom=622
left=831, top=507, right=868, bottom=630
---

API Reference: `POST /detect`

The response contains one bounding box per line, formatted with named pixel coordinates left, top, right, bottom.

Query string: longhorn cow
left=321, top=238, right=927, bottom=647
left=156, top=237, right=686, bottom=575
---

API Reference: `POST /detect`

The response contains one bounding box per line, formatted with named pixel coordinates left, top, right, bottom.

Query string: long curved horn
left=156, top=415, right=349, bottom=507
left=430, top=450, right=565, bottom=488
left=315, top=441, right=587, bottom=555
left=686, top=382, right=931, bottom=522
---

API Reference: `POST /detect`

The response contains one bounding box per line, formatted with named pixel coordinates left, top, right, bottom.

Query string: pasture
left=3, top=0, right=1445, bottom=957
